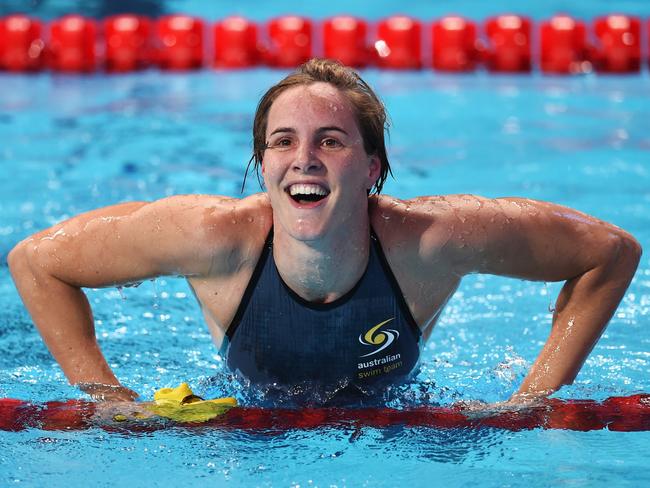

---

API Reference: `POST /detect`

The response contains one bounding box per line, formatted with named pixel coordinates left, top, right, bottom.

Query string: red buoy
left=104, top=14, right=151, bottom=72
left=39, top=400, right=95, bottom=431
left=431, top=16, right=478, bottom=72
left=603, top=394, right=650, bottom=431
left=375, top=16, right=422, bottom=69
left=213, top=16, right=259, bottom=68
left=545, top=399, right=607, bottom=431
left=0, top=15, right=45, bottom=71
left=267, top=16, right=312, bottom=68
left=48, top=15, right=97, bottom=72
left=0, top=398, right=28, bottom=431
left=155, top=15, right=205, bottom=70
left=323, top=16, right=369, bottom=67
left=540, top=15, right=590, bottom=74
left=484, top=15, right=532, bottom=72
left=593, top=15, right=641, bottom=73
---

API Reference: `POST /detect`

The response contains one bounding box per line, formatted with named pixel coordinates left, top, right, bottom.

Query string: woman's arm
left=7, top=196, right=242, bottom=400
left=436, top=195, right=642, bottom=399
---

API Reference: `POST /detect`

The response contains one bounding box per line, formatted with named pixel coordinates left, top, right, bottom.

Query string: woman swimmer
left=8, top=59, right=642, bottom=404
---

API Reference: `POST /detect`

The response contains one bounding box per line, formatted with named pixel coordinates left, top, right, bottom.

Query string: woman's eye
left=268, top=138, right=292, bottom=149
left=322, top=138, right=342, bottom=148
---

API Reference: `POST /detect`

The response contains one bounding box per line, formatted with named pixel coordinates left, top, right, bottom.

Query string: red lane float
left=48, top=15, right=97, bottom=72
left=267, top=16, right=312, bottom=68
left=593, top=14, right=641, bottom=73
left=540, top=15, right=590, bottom=74
left=485, top=15, right=532, bottom=72
left=0, top=15, right=45, bottom=71
left=155, top=15, right=204, bottom=70
left=2, top=13, right=650, bottom=74
left=0, top=398, right=28, bottom=430
left=323, top=16, right=369, bottom=68
left=432, top=16, right=479, bottom=72
left=375, top=16, right=422, bottom=69
left=214, top=16, right=259, bottom=68
left=104, top=14, right=152, bottom=72
left=1, top=394, right=649, bottom=432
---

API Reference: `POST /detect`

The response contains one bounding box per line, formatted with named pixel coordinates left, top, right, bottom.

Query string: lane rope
left=2, top=393, right=649, bottom=432
left=0, top=13, right=646, bottom=73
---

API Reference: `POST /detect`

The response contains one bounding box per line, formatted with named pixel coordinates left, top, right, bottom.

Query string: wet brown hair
left=245, top=58, right=392, bottom=194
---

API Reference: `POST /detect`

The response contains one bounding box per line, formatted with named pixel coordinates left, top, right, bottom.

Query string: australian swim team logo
left=358, top=318, right=399, bottom=358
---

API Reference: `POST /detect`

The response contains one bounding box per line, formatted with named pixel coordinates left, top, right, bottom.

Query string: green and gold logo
left=359, top=318, right=398, bottom=357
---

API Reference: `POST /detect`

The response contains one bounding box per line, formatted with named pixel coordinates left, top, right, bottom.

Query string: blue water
left=1, top=68, right=649, bottom=488
left=2, top=2, right=650, bottom=488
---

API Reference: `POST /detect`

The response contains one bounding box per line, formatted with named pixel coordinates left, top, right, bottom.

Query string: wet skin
left=7, top=83, right=642, bottom=403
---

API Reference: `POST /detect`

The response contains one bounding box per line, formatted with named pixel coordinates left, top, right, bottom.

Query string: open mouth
left=287, top=183, right=330, bottom=205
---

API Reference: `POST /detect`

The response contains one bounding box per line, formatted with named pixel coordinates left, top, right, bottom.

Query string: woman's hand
left=459, top=392, right=549, bottom=417
left=78, top=383, right=139, bottom=402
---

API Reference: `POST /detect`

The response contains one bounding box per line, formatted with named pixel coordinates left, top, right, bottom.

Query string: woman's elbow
left=605, top=229, right=642, bottom=275
left=8, top=241, right=27, bottom=274
left=8, top=240, right=34, bottom=283
left=8, top=238, right=49, bottom=283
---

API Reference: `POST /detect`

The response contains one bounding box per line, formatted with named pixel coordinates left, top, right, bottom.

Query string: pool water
left=1, top=4, right=650, bottom=487
left=1, top=66, right=649, bottom=488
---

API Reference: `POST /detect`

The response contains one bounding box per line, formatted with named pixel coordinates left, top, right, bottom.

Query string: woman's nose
left=293, top=143, right=323, bottom=173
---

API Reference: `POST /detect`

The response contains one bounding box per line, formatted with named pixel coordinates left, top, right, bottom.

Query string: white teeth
left=288, top=184, right=329, bottom=196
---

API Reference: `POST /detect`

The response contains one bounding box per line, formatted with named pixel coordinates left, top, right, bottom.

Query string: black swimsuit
left=223, top=229, right=421, bottom=402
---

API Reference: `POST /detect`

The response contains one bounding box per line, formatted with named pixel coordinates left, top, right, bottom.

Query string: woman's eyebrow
left=269, top=126, right=349, bottom=137
left=318, top=126, right=348, bottom=135
left=269, top=127, right=295, bottom=136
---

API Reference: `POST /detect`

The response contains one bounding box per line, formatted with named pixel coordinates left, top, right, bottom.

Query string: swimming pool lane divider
left=1, top=394, right=649, bottom=432
left=0, top=13, right=648, bottom=74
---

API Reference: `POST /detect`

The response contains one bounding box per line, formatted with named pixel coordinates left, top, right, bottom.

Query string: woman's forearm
left=516, top=233, right=641, bottom=397
left=8, top=242, right=120, bottom=387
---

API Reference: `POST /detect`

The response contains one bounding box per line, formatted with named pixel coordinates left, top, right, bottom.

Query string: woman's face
left=262, top=82, right=380, bottom=242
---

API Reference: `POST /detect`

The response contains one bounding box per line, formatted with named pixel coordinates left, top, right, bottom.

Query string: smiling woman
left=262, top=81, right=379, bottom=244
left=250, top=58, right=392, bottom=193
left=7, top=58, right=642, bottom=406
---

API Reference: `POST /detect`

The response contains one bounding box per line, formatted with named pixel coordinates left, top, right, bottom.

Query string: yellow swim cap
left=146, top=383, right=237, bottom=423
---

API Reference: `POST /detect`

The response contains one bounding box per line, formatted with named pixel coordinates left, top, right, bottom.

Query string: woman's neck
left=272, top=220, right=371, bottom=303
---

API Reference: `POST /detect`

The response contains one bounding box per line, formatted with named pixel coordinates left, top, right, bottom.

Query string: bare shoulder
left=369, top=193, right=530, bottom=265
left=368, top=195, right=466, bottom=324
left=134, top=193, right=272, bottom=271
left=370, top=193, right=542, bottom=239
left=371, top=193, right=640, bottom=279
left=369, top=194, right=461, bottom=259
left=144, top=192, right=272, bottom=236
left=20, top=193, right=273, bottom=282
left=370, top=193, right=483, bottom=225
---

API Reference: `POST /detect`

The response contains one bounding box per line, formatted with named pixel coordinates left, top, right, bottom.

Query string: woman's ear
left=367, top=155, right=381, bottom=190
